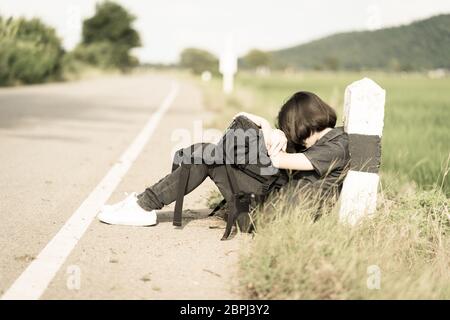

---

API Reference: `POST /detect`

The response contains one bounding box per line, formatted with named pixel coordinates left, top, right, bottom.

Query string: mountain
left=269, top=14, right=450, bottom=71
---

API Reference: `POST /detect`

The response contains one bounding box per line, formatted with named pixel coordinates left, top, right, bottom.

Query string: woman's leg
left=136, top=163, right=210, bottom=211
left=136, top=114, right=273, bottom=212
left=208, top=165, right=268, bottom=201
left=136, top=161, right=265, bottom=211
left=136, top=143, right=210, bottom=210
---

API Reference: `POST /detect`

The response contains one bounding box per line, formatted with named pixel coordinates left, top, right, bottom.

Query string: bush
left=0, top=17, right=64, bottom=85
left=240, top=49, right=272, bottom=70
left=66, top=42, right=126, bottom=70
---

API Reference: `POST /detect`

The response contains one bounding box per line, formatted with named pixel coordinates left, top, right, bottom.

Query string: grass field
left=196, top=70, right=450, bottom=299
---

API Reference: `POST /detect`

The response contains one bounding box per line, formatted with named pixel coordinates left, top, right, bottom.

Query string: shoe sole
left=97, top=210, right=157, bottom=227
left=99, top=219, right=157, bottom=227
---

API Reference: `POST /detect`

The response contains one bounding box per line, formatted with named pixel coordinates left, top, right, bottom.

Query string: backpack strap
left=221, top=164, right=276, bottom=240
left=208, top=198, right=227, bottom=216
left=172, top=147, right=184, bottom=172
left=172, top=146, right=190, bottom=227
left=172, top=143, right=213, bottom=227
left=224, top=163, right=240, bottom=194
left=173, top=163, right=190, bottom=227
left=221, top=164, right=242, bottom=240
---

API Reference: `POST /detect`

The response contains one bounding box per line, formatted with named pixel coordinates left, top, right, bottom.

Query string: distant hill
left=269, top=14, right=450, bottom=71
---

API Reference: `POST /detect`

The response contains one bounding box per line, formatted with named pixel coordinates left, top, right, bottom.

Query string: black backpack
left=172, top=116, right=281, bottom=240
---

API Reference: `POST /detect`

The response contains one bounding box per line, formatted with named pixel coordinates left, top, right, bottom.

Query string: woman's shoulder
left=333, top=126, right=347, bottom=137
left=302, top=126, right=350, bottom=177
left=317, top=126, right=348, bottom=146
left=331, top=127, right=350, bottom=165
left=320, top=126, right=350, bottom=162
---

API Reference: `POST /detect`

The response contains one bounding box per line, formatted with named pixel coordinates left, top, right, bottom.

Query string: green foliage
left=179, top=48, right=219, bottom=75
left=271, top=14, right=450, bottom=71
left=0, top=16, right=64, bottom=85
left=240, top=49, right=272, bottom=69
left=79, top=1, right=140, bottom=70
left=66, top=42, right=131, bottom=70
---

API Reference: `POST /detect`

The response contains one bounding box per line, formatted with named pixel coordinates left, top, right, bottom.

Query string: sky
left=1, top=0, right=450, bottom=63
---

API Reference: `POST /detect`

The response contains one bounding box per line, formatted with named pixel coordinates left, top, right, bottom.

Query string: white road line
left=1, top=81, right=179, bottom=300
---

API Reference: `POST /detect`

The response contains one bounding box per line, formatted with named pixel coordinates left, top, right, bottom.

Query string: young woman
left=97, top=91, right=350, bottom=226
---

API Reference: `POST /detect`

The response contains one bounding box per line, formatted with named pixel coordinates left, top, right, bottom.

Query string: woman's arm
left=269, top=151, right=314, bottom=171
left=233, top=112, right=272, bottom=132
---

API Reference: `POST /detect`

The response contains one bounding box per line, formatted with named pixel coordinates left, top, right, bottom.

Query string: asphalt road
left=0, top=73, right=243, bottom=299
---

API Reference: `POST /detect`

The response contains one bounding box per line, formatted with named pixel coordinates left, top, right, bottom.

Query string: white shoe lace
left=120, top=191, right=138, bottom=207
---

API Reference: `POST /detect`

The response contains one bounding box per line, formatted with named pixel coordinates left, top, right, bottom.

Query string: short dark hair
left=277, top=91, right=337, bottom=151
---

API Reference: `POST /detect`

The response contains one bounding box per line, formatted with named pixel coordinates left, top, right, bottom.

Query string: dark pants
left=136, top=143, right=268, bottom=211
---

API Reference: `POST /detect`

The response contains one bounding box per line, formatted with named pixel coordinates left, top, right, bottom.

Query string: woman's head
left=277, top=91, right=337, bottom=151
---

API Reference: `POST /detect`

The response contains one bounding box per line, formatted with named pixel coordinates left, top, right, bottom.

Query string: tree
left=81, top=1, right=140, bottom=69
left=0, top=16, right=64, bottom=85
left=241, top=49, right=271, bottom=69
left=179, top=48, right=218, bottom=75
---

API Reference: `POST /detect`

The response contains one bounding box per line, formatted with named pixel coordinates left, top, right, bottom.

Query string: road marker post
left=338, top=78, right=385, bottom=225
left=219, top=35, right=237, bottom=94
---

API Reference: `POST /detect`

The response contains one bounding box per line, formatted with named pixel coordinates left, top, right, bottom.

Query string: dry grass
left=239, top=176, right=449, bottom=299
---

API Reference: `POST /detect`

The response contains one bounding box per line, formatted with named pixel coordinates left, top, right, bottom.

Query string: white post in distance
left=219, top=35, right=237, bottom=94
left=338, top=78, right=385, bottom=225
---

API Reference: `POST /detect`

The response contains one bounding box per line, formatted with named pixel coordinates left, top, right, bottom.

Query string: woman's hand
left=268, top=129, right=287, bottom=156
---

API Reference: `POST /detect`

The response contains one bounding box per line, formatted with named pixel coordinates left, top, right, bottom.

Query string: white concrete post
left=219, top=35, right=237, bottom=94
left=338, top=78, right=385, bottom=225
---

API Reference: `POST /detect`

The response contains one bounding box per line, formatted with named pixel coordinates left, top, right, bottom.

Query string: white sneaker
left=99, top=192, right=136, bottom=214
left=97, top=192, right=157, bottom=226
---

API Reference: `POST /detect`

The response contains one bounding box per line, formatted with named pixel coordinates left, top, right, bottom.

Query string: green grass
left=193, top=70, right=450, bottom=299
